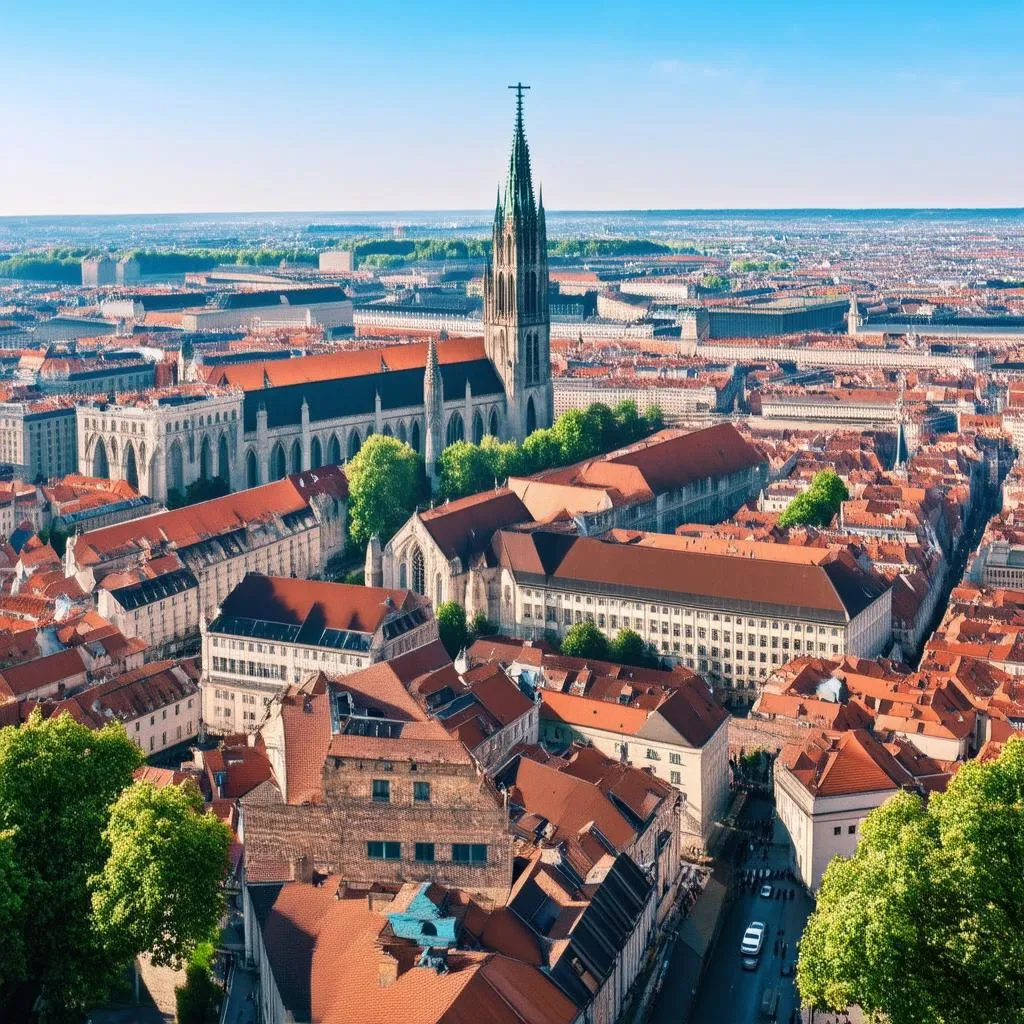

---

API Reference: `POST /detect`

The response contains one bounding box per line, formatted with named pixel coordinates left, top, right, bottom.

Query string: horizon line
left=5, top=205, right=1024, bottom=221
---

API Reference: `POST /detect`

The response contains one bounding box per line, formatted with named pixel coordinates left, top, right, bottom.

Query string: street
left=651, top=793, right=815, bottom=1024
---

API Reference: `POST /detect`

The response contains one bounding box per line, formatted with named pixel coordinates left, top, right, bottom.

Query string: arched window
left=347, top=429, right=361, bottom=459
left=328, top=434, right=341, bottom=465
left=123, top=442, right=138, bottom=490
left=472, top=410, right=484, bottom=444
left=218, top=433, right=230, bottom=483
left=489, top=409, right=499, bottom=438
left=506, top=236, right=512, bottom=265
left=246, top=449, right=259, bottom=488
left=290, top=439, right=302, bottom=474
left=533, top=334, right=542, bottom=383
left=382, top=424, right=393, bottom=438
left=167, top=440, right=184, bottom=495
left=310, top=436, right=323, bottom=469
left=199, top=434, right=212, bottom=481
left=446, top=412, right=464, bottom=446
left=497, top=273, right=505, bottom=316
left=270, top=443, right=286, bottom=481
left=526, top=396, right=537, bottom=435
left=398, top=422, right=407, bottom=444
left=508, top=273, right=515, bottom=315
left=92, top=437, right=110, bottom=479
left=412, top=547, right=425, bottom=595
left=399, top=562, right=408, bottom=588
left=410, top=421, right=421, bottom=452
left=524, top=332, right=533, bottom=384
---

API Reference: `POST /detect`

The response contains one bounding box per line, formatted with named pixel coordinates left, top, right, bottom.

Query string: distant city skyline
left=6, top=0, right=1024, bottom=216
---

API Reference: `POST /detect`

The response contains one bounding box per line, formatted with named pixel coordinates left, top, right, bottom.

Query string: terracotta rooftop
left=779, top=728, right=917, bottom=797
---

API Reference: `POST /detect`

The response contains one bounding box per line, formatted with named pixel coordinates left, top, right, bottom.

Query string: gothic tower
left=483, top=84, right=553, bottom=440
left=423, top=333, right=444, bottom=487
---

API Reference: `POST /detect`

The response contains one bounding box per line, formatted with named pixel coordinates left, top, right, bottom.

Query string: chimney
left=289, top=854, right=313, bottom=884
left=378, top=952, right=399, bottom=989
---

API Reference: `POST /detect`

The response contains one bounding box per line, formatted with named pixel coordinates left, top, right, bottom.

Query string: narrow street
left=650, top=794, right=814, bottom=1024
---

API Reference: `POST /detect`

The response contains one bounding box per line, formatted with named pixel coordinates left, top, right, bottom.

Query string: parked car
left=741, top=921, right=766, bottom=958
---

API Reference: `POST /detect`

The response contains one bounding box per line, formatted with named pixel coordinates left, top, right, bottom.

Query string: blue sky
left=4, top=0, right=1024, bottom=214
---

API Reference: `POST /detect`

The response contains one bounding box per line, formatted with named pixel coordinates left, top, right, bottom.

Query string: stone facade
left=76, top=385, right=243, bottom=503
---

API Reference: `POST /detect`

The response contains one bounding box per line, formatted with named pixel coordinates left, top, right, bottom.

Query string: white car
left=760, top=883, right=772, bottom=898
left=741, top=921, right=766, bottom=958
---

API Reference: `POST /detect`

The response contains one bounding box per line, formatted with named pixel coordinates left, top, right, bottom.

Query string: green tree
left=91, top=781, right=232, bottom=970
left=436, top=601, right=469, bottom=658
left=609, top=628, right=654, bottom=668
left=560, top=621, right=609, bottom=660
left=797, top=736, right=1024, bottom=1024
left=469, top=610, right=497, bottom=638
left=644, top=404, right=665, bottom=433
left=0, top=828, right=27, bottom=996
left=778, top=469, right=849, bottom=529
left=519, top=428, right=561, bottom=473
left=479, top=435, right=523, bottom=482
left=0, top=710, right=144, bottom=1015
left=583, top=403, right=618, bottom=452
left=437, top=440, right=493, bottom=500
left=553, top=409, right=599, bottom=465
left=346, top=435, right=422, bottom=548
left=612, top=400, right=644, bottom=443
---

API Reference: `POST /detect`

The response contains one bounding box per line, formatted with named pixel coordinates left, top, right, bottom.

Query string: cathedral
left=77, top=89, right=553, bottom=504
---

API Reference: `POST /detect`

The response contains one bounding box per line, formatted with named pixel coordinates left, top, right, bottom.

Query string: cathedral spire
left=504, top=83, right=534, bottom=220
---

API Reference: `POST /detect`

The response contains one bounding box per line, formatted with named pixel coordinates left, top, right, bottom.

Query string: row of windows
left=372, top=779, right=431, bottom=804
left=367, top=841, right=487, bottom=865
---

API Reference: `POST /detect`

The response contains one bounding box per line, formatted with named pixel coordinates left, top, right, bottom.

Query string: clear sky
left=4, top=0, right=1024, bottom=214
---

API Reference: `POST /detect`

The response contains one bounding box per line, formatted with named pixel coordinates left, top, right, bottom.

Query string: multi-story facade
left=376, top=423, right=768, bottom=617
left=76, top=384, right=243, bottom=503
left=243, top=673, right=514, bottom=905
left=50, top=659, right=200, bottom=757
left=201, top=574, right=437, bottom=733
left=493, top=530, right=892, bottom=703
left=775, top=729, right=922, bottom=891
left=470, top=640, right=729, bottom=844
left=70, top=468, right=347, bottom=654
left=0, top=400, right=77, bottom=480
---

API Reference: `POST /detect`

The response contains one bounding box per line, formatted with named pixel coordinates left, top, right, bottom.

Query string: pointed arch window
left=524, top=332, right=533, bottom=385
left=412, top=547, right=425, bottom=595
left=533, top=334, right=542, bottom=383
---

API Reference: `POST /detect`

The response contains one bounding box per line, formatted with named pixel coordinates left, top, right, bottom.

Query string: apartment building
left=492, top=529, right=892, bottom=703
left=243, top=673, right=514, bottom=905
left=71, top=468, right=347, bottom=654
left=775, top=729, right=926, bottom=891
left=201, top=573, right=437, bottom=733
left=377, top=424, right=768, bottom=618
left=50, top=659, right=200, bottom=756
left=469, top=638, right=729, bottom=844
left=0, top=400, right=77, bottom=480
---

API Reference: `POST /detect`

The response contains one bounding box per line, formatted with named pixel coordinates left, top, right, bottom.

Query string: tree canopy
left=91, top=781, right=231, bottom=970
left=609, top=628, right=659, bottom=668
left=346, top=435, right=424, bottom=549
left=435, top=401, right=663, bottom=501
left=796, top=736, right=1024, bottom=1024
left=777, top=469, right=849, bottom=529
left=560, top=621, right=610, bottom=660
left=436, top=601, right=469, bottom=659
left=0, top=711, right=232, bottom=1018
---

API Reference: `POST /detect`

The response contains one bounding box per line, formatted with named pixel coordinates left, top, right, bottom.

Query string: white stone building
left=774, top=728, right=923, bottom=891
left=201, top=573, right=437, bottom=734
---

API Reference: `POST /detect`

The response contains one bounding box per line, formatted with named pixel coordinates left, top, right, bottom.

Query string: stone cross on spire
left=504, top=82, right=534, bottom=218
